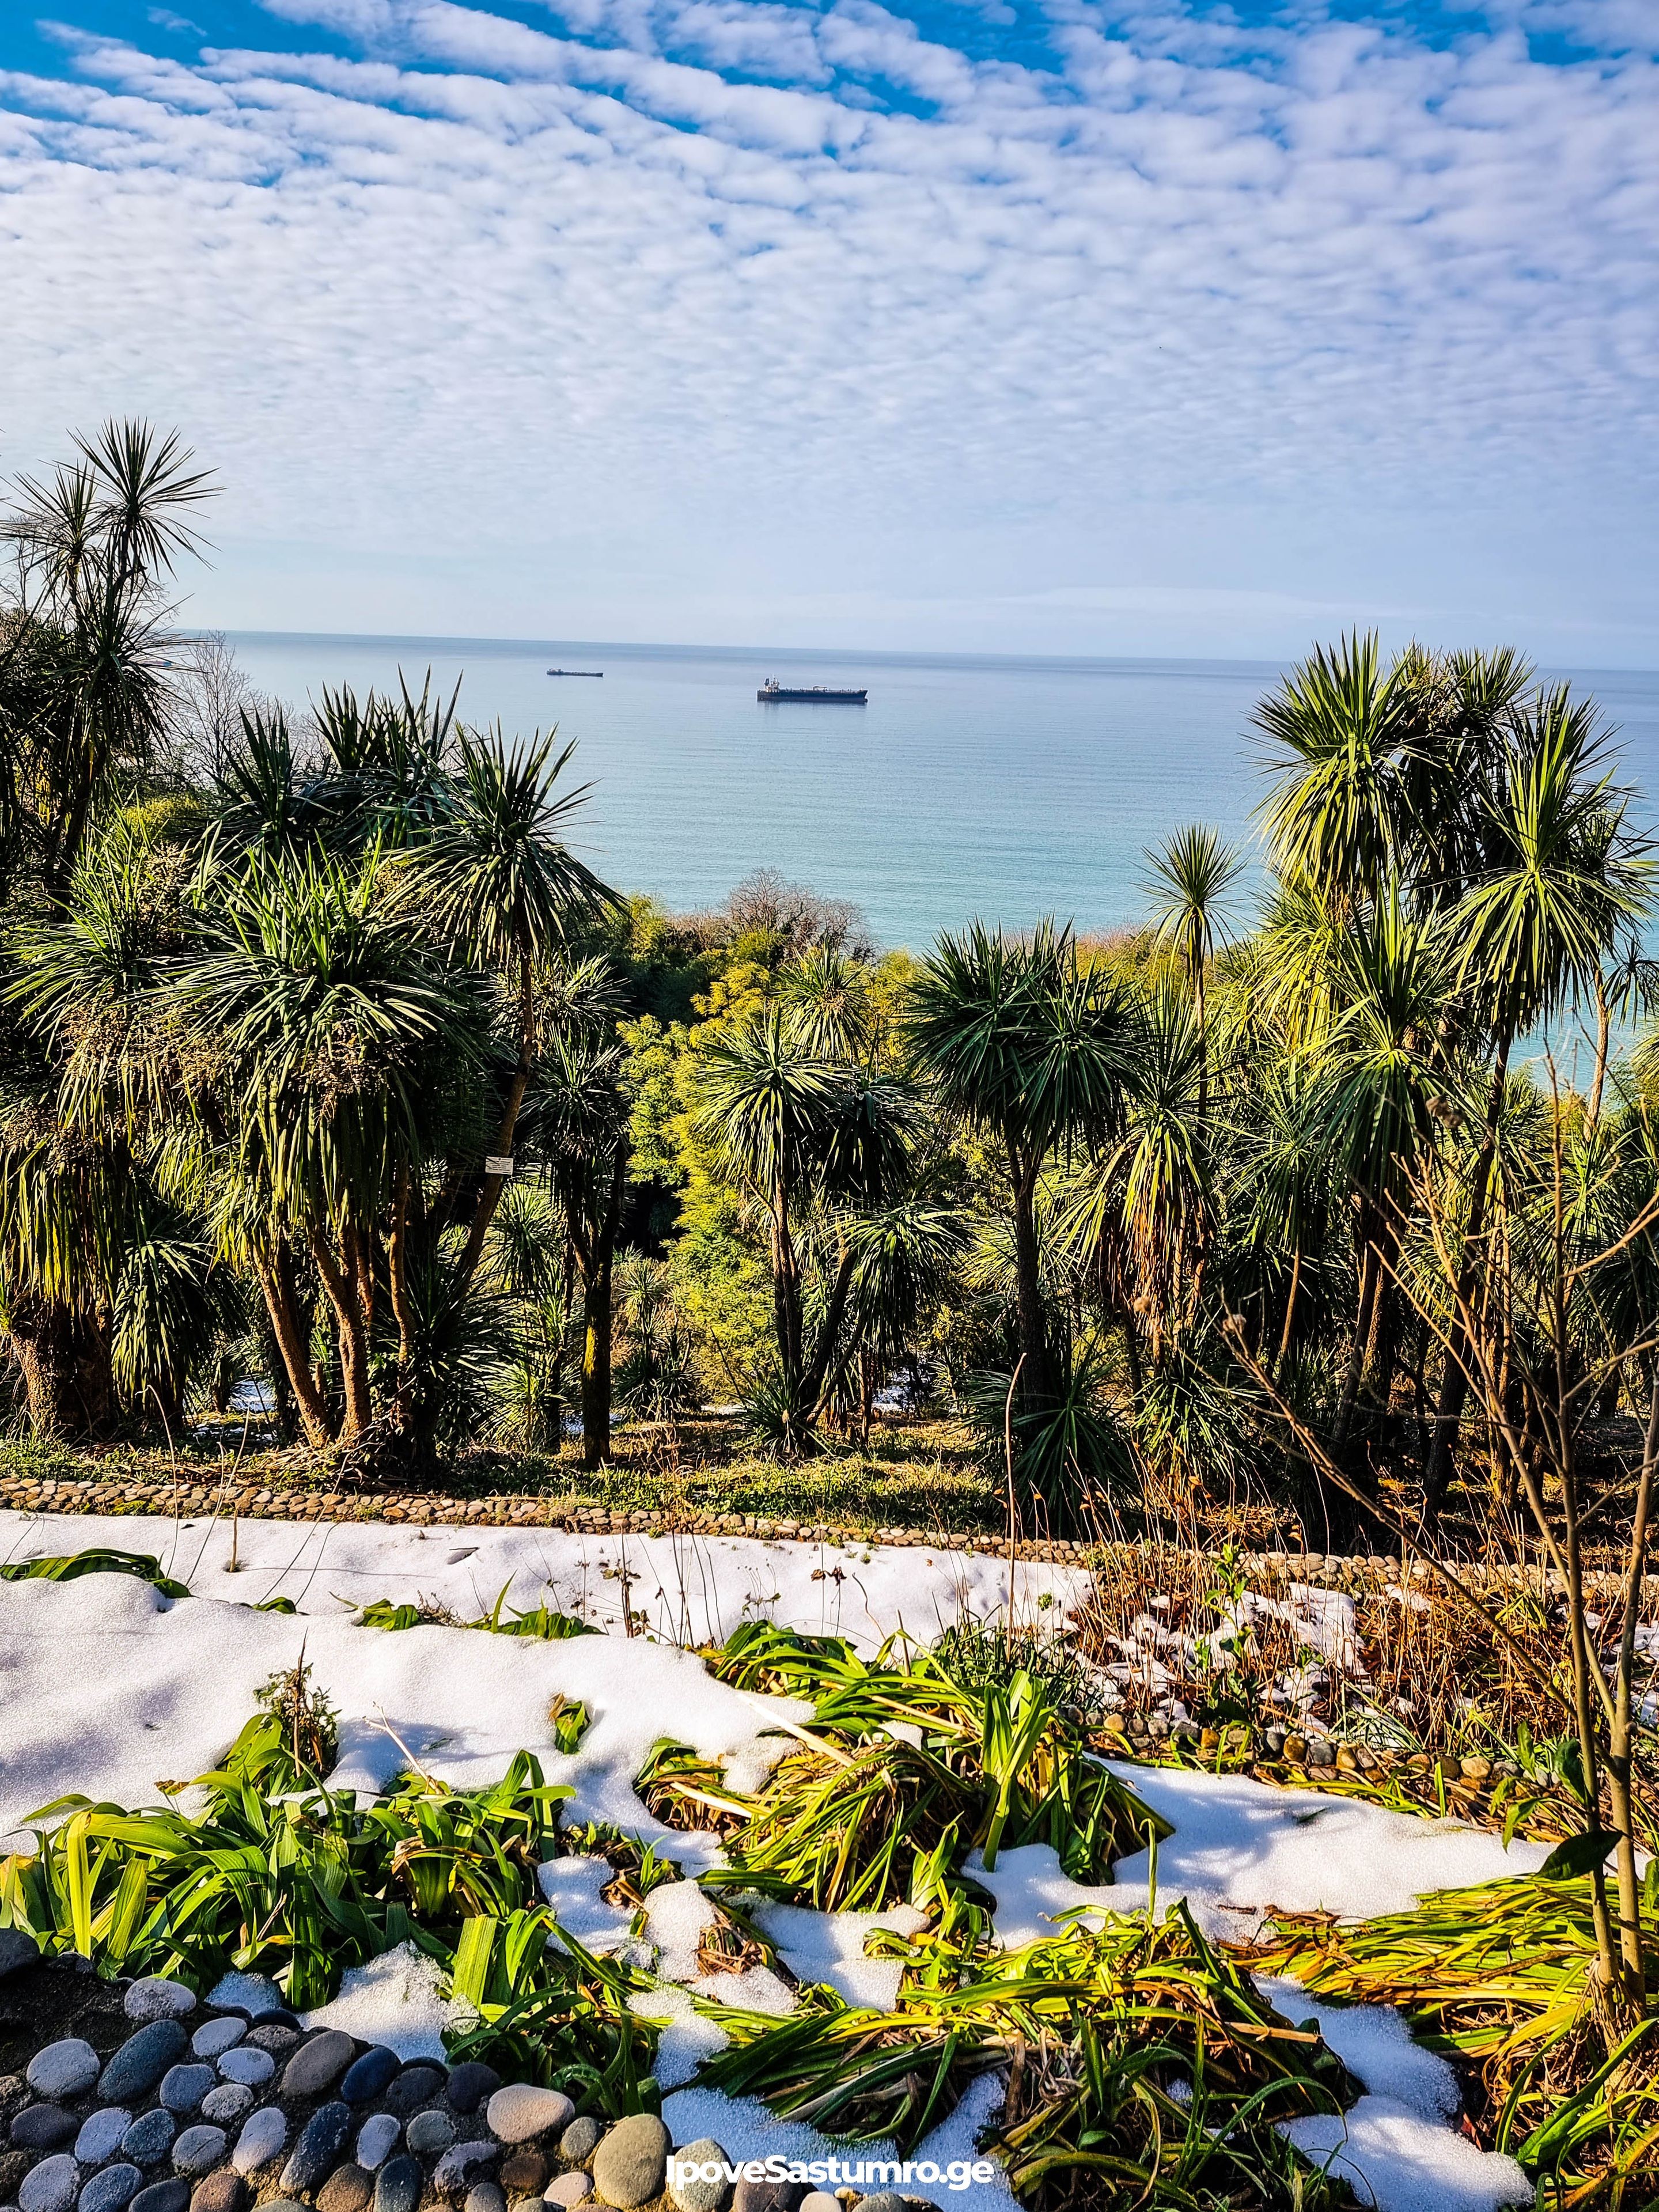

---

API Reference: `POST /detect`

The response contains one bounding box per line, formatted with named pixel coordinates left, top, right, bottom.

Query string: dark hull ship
left=757, top=678, right=867, bottom=702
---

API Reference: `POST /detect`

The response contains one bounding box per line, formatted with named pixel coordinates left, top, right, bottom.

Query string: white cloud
left=0, top=1, right=1655, bottom=656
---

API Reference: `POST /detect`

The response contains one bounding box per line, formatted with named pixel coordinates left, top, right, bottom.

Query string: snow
left=748, top=1899, right=929, bottom=2009
left=302, top=1942, right=461, bottom=2060
left=0, top=1509, right=1087, bottom=1654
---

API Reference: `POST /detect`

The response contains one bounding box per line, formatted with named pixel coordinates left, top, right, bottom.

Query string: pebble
left=198, top=2093, right=249, bottom=2131
left=556, top=2125, right=600, bottom=2171
left=213, top=2054, right=271, bottom=2092
left=431, top=2144, right=498, bottom=2197
left=187, top=2176, right=244, bottom=2212
left=382, top=2071, right=444, bottom=2121
left=230, top=2111, right=286, bottom=2177
left=75, top=2112, right=134, bottom=2165
left=281, top=2035, right=356, bottom=2102
left=495, top=2154, right=546, bottom=2198
left=28, top=2045, right=100, bottom=2101
left=0, top=1930, right=41, bottom=1981
left=441, top=2069, right=498, bottom=2120
left=20, top=2157, right=81, bottom=2212
left=122, top=2113, right=177, bottom=2168
left=188, top=2027, right=243, bottom=2065
left=281, top=2105, right=353, bottom=2197
left=317, top=2166, right=374, bottom=2212
left=130, top=2184, right=188, bottom=2212
left=853, top=2197, right=905, bottom=2212
left=171, top=2131, right=227, bottom=2180
left=124, top=1984, right=196, bottom=2027
left=542, top=2180, right=589, bottom=2210
left=797, top=2198, right=838, bottom=2212
left=589, top=2117, right=668, bottom=2211
left=406, top=2113, right=453, bottom=2159
left=354, top=2119, right=399, bottom=2173
left=373, top=2157, right=423, bottom=2212
left=77, top=2169, right=143, bottom=2212
left=12, top=2109, right=77, bottom=2153
left=729, top=2182, right=801, bottom=2212
left=159, top=2070, right=216, bottom=2118
left=463, top=2189, right=504, bottom=2212
left=339, top=2052, right=399, bottom=2109
left=484, top=2092, right=573, bottom=2149
left=102, top=2025, right=190, bottom=2107
left=241, top=2029, right=298, bottom=2057
left=666, top=2139, right=730, bottom=2212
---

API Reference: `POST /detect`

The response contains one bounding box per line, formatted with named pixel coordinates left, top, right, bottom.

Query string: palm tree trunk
left=1332, top=1234, right=1378, bottom=1448
left=1425, top=1031, right=1513, bottom=1519
left=310, top=1225, right=372, bottom=1441
left=1274, top=1245, right=1302, bottom=1384
left=1009, top=1142, right=1050, bottom=1403
left=579, top=1147, right=629, bottom=1471
left=252, top=1247, right=332, bottom=1446
left=5, top=1295, right=113, bottom=1438
left=453, top=953, right=535, bottom=1300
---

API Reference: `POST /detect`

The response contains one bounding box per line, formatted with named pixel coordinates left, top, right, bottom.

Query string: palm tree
left=1142, top=824, right=1243, bottom=1108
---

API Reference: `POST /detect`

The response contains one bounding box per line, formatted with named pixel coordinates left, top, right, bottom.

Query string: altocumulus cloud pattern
left=0, top=0, right=1656, bottom=648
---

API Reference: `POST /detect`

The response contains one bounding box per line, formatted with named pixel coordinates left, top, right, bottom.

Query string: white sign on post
left=485, top=1155, right=515, bottom=1176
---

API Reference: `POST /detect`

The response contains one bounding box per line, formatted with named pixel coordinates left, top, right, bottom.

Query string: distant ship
left=547, top=668, right=603, bottom=677
left=757, top=678, right=868, bottom=703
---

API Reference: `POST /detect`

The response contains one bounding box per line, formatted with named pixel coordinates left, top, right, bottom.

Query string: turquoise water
left=228, top=635, right=1659, bottom=955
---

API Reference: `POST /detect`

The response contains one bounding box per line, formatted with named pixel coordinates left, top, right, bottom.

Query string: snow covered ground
left=0, top=1510, right=1536, bottom=2212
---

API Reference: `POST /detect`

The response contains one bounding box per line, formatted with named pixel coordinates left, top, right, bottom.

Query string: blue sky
left=3, top=0, right=1657, bottom=660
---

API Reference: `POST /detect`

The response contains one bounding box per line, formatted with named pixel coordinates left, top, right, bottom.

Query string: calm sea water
left=228, top=635, right=1659, bottom=955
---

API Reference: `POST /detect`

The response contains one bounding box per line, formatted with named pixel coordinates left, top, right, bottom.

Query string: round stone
left=0, top=1929, right=41, bottom=1980
left=12, top=2108, right=76, bottom=2153
left=197, top=2093, right=249, bottom=2131
left=405, top=2113, right=453, bottom=2160
left=797, top=2198, right=838, bottom=2212
left=464, top=2187, right=505, bottom=2212
left=441, top=2068, right=498, bottom=2119
left=852, top=2198, right=904, bottom=2212
left=125, top=1984, right=196, bottom=2027
left=281, top=2036, right=356, bottom=2103
left=240, top=2029, right=297, bottom=2058
left=280, top=2105, right=353, bottom=2197
left=75, top=2113, right=134, bottom=2166
left=27, top=2044, right=100, bottom=2101
left=556, top=2124, right=600, bottom=2170
left=381, top=2071, right=444, bottom=2122
left=188, top=2027, right=243, bottom=2065
left=373, top=2157, right=422, bottom=2212
left=78, top=2167, right=142, bottom=2212
left=338, top=2052, right=397, bottom=2111
left=229, top=2110, right=286, bottom=2178
left=589, top=2118, right=668, bottom=2212
left=483, top=2092, right=571, bottom=2150
left=20, top=2156, right=80, bottom=2212
left=431, top=2145, right=497, bottom=2198
left=187, top=2176, right=244, bottom=2212
left=354, top=2120, right=399, bottom=2175
left=102, top=2025, right=190, bottom=2107
left=316, top=2167, right=373, bottom=2212
left=729, top=2184, right=801, bottom=2212
left=172, top=2131, right=227, bottom=2180
left=496, top=2154, right=546, bottom=2199
left=213, top=2054, right=271, bottom=2092
left=130, top=2184, right=189, bottom=2212
left=121, top=2112, right=177, bottom=2168
left=666, top=2141, right=730, bottom=2212
left=160, top=2070, right=215, bottom=2118
left=543, top=2180, right=589, bottom=2210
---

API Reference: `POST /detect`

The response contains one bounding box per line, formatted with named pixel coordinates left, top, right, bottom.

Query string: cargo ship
left=756, top=678, right=868, bottom=703
left=547, top=668, right=603, bottom=677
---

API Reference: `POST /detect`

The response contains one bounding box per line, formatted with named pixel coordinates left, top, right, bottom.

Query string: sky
left=1, top=0, right=1657, bottom=662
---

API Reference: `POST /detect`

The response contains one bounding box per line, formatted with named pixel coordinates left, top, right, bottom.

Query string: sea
left=228, top=635, right=1659, bottom=960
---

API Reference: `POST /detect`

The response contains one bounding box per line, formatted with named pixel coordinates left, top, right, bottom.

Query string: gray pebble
left=27, top=2044, right=100, bottom=2101
left=280, top=2104, right=352, bottom=2196
left=196, top=2092, right=249, bottom=2130
left=373, top=2156, right=423, bottom=2212
left=797, top=2198, right=838, bottom=2212
left=381, top=2071, right=444, bottom=2121
left=431, top=2145, right=497, bottom=2198
left=121, top=2112, right=176, bottom=2168
left=483, top=2092, right=571, bottom=2150
left=239, top=2028, right=297, bottom=2057
left=464, top=2190, right=504, bottom=2212
left=589, top=2117, right=668, bottom=2212
left=666, top=2141, right=730, bottom=2212
left=75, top=2112, right=134, bottom=2166
left=78, top=2166, right=142, bottom=2212
left=171, top=2130, right=228, bottom=2179
left=159, top=2070, right=215, bottom=2118
left=280, top=2035, right=355, bottom=2103
left=124, top=1983, right=196, bottom=2027
left=543, top=2180, right=589, bottom=2210
left=339, top=2052, right=397, bottom=2109
left=130, top=2185, right=188, bottom=2212
left=0, top=1929, right=41, bottom=1980
left=101, top=2025, right=190, bottom=2108
left=229, top=2109, right=285, bottom=2178
left=354, top=2119, right=399, bottom=2174
left=729, top=2185, right=801, bottom=2212
left=406, top=2113, right=453, bottom=2159
left=187, top=2026, right=243, bottom=2065
left=212, top=2053, right=270, bottom=2092
left=556, top=2123, right=600, bottom=2169
left=187, top=2175, right=245, bottom=2212
left=12, top=2108, right=77, bottom=2152
left=20, top=2157, right=81, bottom=2212
left=855, top=2199, right=906, bottom=2212
left=441, top=2067, right=498, bottom=2119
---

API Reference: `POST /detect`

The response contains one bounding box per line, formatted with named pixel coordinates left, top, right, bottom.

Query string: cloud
left=0, top=0, right=1654, bottom=655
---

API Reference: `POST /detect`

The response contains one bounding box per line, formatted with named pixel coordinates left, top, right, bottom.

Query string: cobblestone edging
left=1, top=1473, right=1646, bottom=1594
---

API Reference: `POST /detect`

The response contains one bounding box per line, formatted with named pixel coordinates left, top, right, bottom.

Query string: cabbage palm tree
left=1143, top=824, right=1242, bottom=1110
